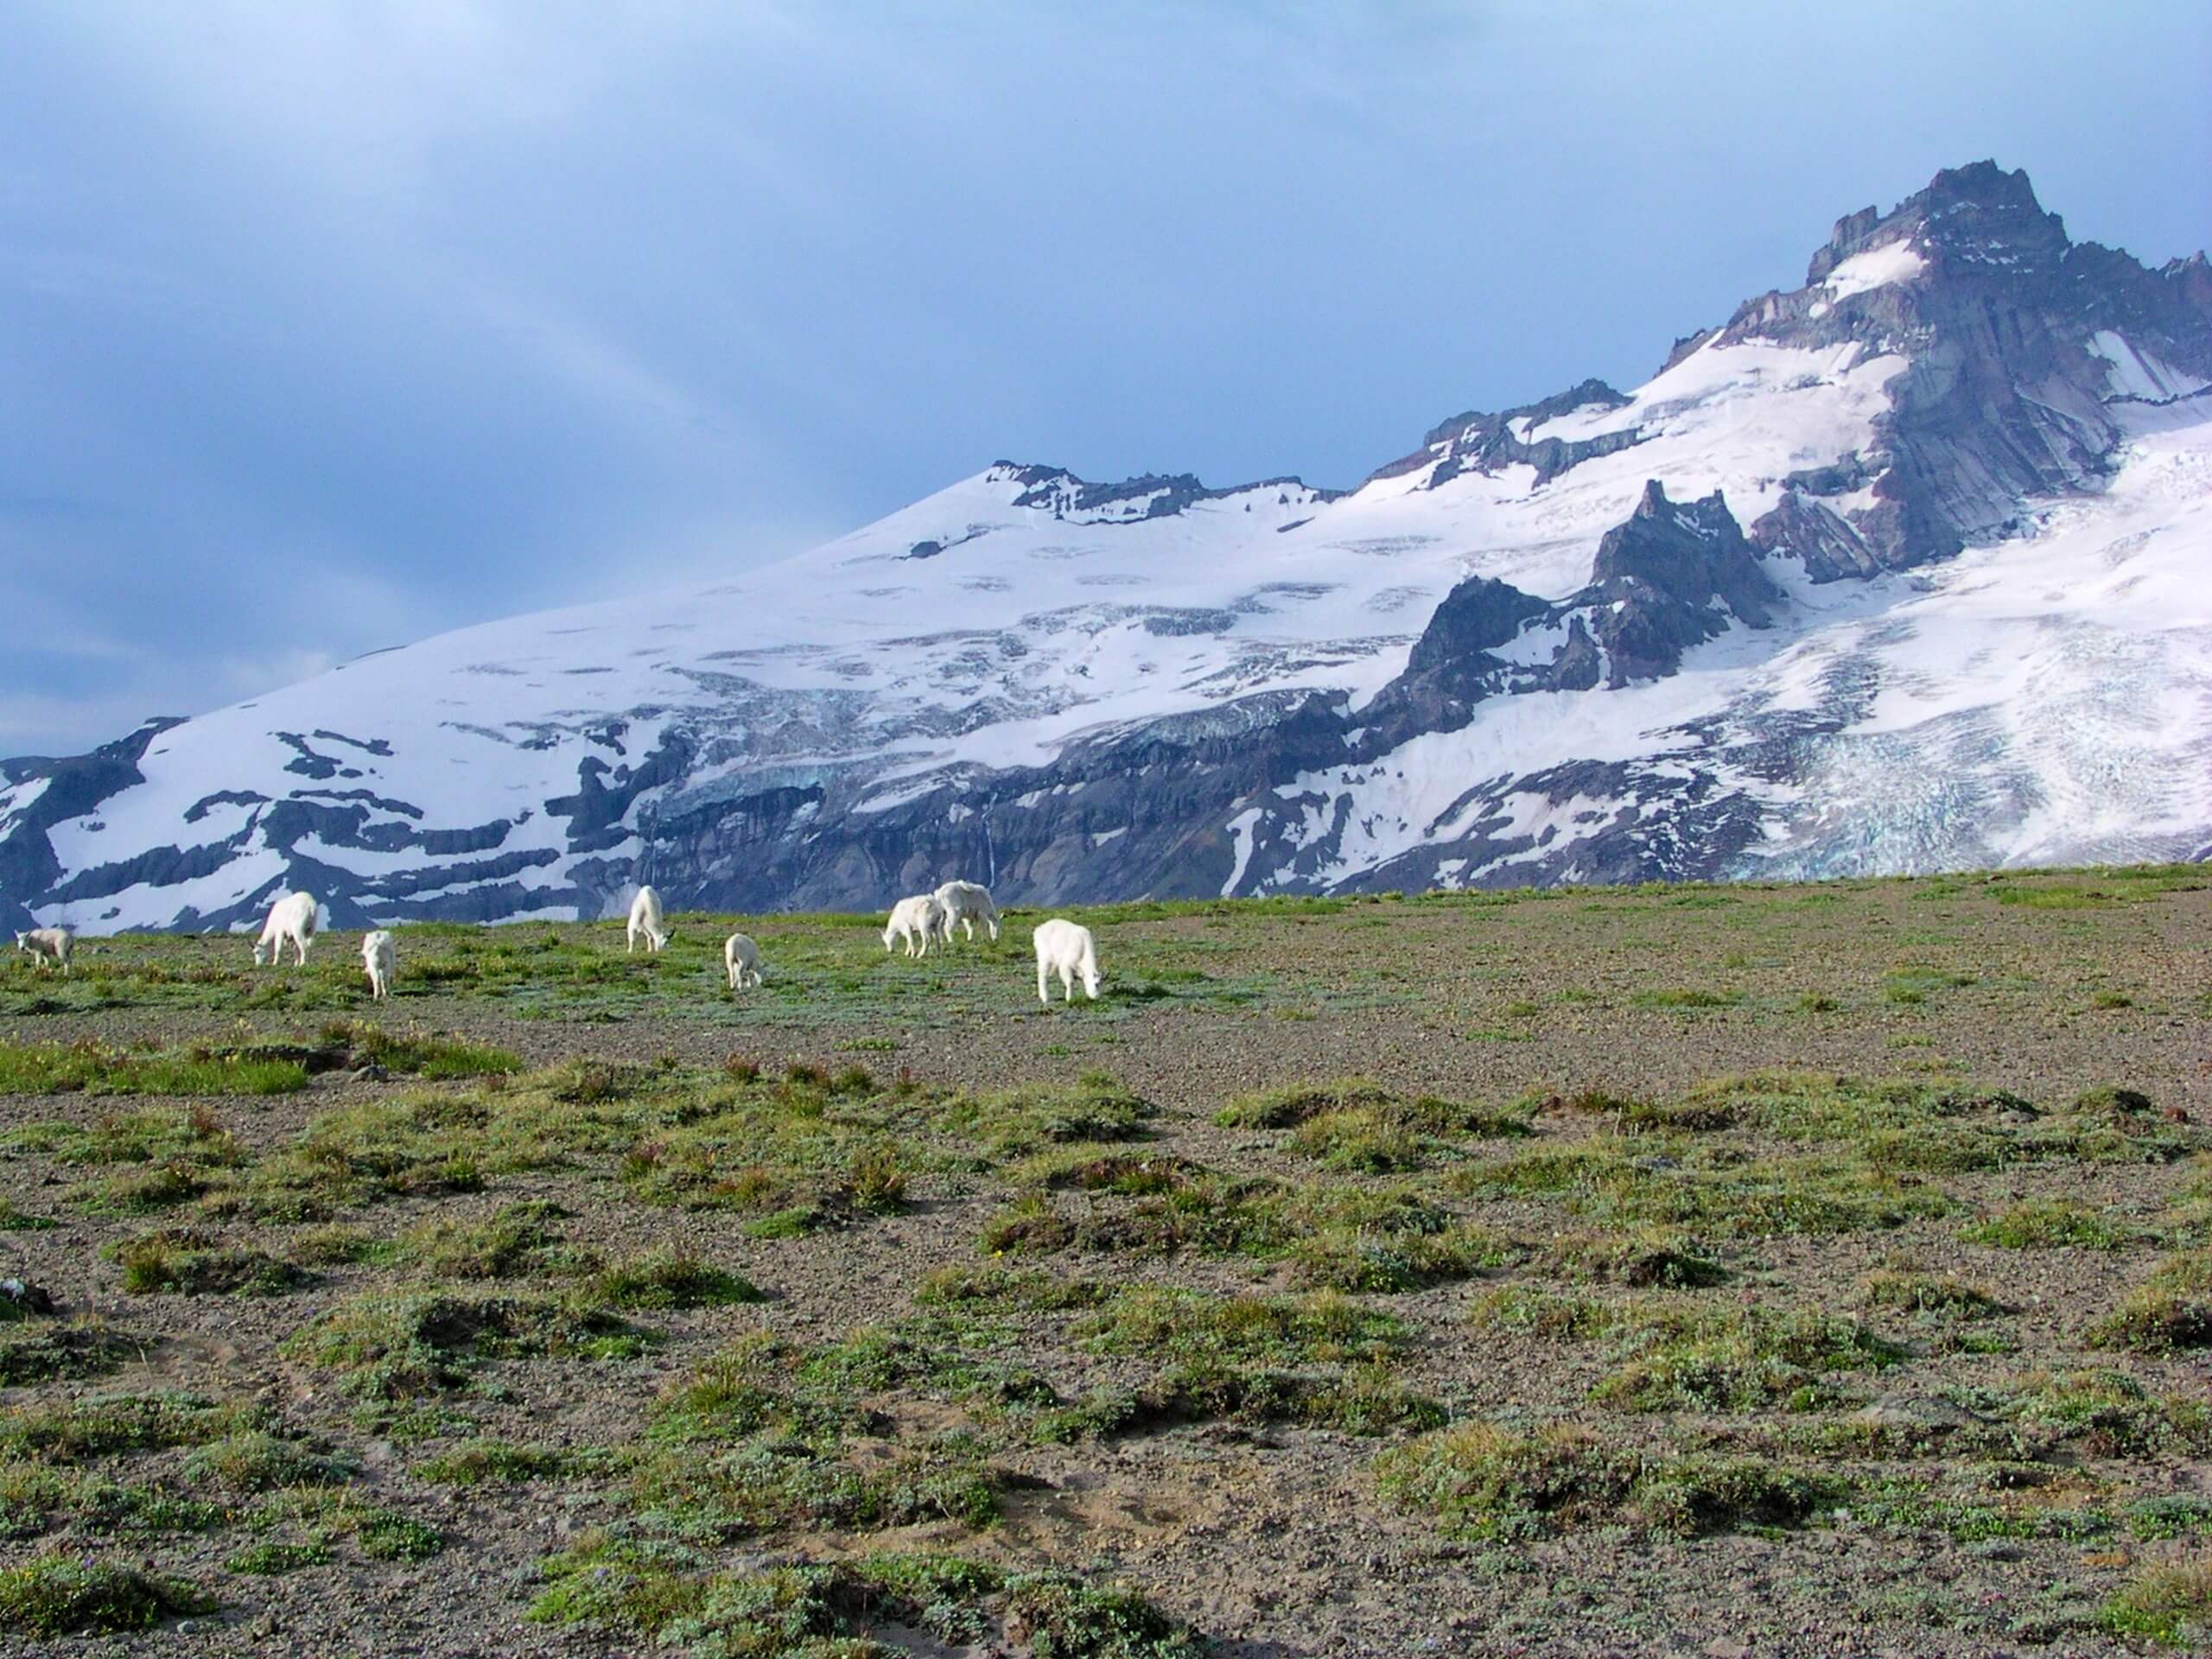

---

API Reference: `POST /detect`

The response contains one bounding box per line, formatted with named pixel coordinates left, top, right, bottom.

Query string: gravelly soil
left=1, top=871, right=2209, bottom=1658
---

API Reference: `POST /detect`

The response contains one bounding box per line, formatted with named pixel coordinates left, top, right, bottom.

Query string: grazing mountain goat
left=933, top=880, right=1001, bottom=944
left=882, top=894, right=944, bottom=958
left=361, top=930, right=396, bottom=1001
left=1033, top=918, right=1101, bottom=1006
left=724, top=931, right=764, bottom=991
left=253, top=892, right=319, bottom=967
left=626, top=886, right=669, bottom=953
left=14, top=928, right=72, bottom=974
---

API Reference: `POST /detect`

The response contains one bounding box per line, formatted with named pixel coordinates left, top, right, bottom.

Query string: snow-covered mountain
left=6, top=162, right=2210, bottom=933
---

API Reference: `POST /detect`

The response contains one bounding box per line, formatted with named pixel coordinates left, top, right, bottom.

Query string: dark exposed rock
left=993, top=462, right=1338, bottom=524
left=1575, top=482, right=1778, bottom=684
left=1751, top=490, right=1881, bottom=582
left=0, top=719, right=181, bottom=930
left=1370, top=378, right=1643, bottom=489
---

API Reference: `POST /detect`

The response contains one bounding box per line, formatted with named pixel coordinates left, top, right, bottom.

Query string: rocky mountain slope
left=5, top=162, right=2209, bottom=932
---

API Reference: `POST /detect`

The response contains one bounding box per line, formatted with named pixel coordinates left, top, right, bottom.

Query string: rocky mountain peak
left=1808, top=161, right=2063, bottom=284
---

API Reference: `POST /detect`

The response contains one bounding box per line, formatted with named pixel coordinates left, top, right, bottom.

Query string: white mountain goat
left=361, top=930, right=396, bottom=1001
left=253, top=892, right=319, bottom=967
left=723, top=931, right=764, bottom=991
left=1033, top=917, right=1101, bottom=1005
left=933, top=880, right=1001, bottom=944
left=14, top=928, right=72, bottom=974
left=882, top=894, right=944, bottom=958
left=626, top=886, right=669, bottom=953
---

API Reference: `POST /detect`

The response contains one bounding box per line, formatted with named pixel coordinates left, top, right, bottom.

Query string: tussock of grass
left=1458, top=1137, right=1949, bottom=1238
left=2089, top=1252, right=2212, bottom=1352
left=1590, top=1304, right=1904, bottom=1414
left=1961, top=1199, right=2133, bottom=1251
left=0, top=1391, right=253, bottom=1461
left=319, top=1019, right=521, bottom=1078
left=179, top=1429, right=354, bottom=1491
left=283, top=1289, right=651, bottom=1400
left=0, top=1460, right=226, bottom=1540
left=913, top=1265, right=1108, bottom=1313
left=2102, top=1554, right=2212, bottom=1647
left=1467, top=1291, right=1903, bottom=1414
left=589, top=1250, right=764, bottom=1310
left=226, top=1540, right=331, bottom=1576
left=1216, top=1080, right=1528, bottom=1169
left=940, top=1071, right=1156, bottom=1156
left=413, top=1439, right=574, bottom=1486
left=1073, top=1288, right=1400, bottom=1366
left=1471, top=1285, right=1608, bottom=1338
left=396, top=1201, right=587, bottom=1281
left=0, top=1322, right=138, bottom=1386
left=1855, top=1269, right=2010, bottom=1319
left=1377, top=1421, right=1840, bottom=1540
left=1530, top=1228, right=1726, bottom=1287
left=981, top=1173, right=1516, bottom=1291
left=111, top=1227, right=311, bottom=1296
left=1994, top=1369, right=2212, bottom=1459
left=530, top=1542, right=1206, bottom=1658
left=0, top=1555, right=216, bottom=1636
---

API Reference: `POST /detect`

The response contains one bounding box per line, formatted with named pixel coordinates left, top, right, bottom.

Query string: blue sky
left=4, top=1, right=2207, bottom=757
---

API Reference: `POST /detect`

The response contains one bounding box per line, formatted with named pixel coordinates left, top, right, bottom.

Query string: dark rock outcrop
left=1370, top=378, right=1643, bottom=489
left=1576, top=482, right=1778, bottom=684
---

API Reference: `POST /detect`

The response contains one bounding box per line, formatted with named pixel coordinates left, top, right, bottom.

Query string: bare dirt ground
left=2, top=868, right=2209, bottom=1657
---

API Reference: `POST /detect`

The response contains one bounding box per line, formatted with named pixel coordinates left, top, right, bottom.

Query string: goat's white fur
left=882, top=894, right=944, bottom=958
left=253, top=892, right=319, bottom=967
left=14, top=928, right=72, bottom=974
left=723, top=931, right=764, bottom=991
left=361, top=930, right=396, bottom=1001
left=1033, top=918, right=1101, bottom=1005
left=932, top=880, right=1001, bottom=944
left=626, top=886, right=669, bottom=953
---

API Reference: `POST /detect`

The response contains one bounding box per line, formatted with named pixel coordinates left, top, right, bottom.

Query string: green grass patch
left=2089, top=1252, right=2212, bottom=1352
left=2102, top=1555, right=2212, bottom=1647
left=0, top=1555, right=216, bottom=1636
left=1961, top=1199, right=2134, bottom=1251
left=1377, top=1421, right=1841, bottom=1540
left=0, top=1322, right=138, bottom=1386
left=0, top=1039, right=307, bottom=1096
left=111, top=1227, right=313, bottom=1296
left=283, top=1289, right=652, bottom=1401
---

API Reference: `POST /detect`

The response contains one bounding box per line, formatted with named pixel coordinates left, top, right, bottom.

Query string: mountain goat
left=13, top=928, right=72, bottom=974
left=253, top=892, right=319, bottom=967
left=882, top=894, right=944, bottom=958
left=626, top=886, right=669, bottom=953
left=933, top=880, right=1001, bottom=944
left=1033, top=917, right=1101, bottom=1005
left=361, top=930, right=396, bottom=1001
left=724, top=931, right=764, bottom=991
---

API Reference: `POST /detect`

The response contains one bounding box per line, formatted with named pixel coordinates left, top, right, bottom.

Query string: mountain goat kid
left=882, top=894, right=944, bottom=958
left=14, top=928, right=72, bottom=974
left=626, top=886, right=669, bottom=953
left=361, top=930, right=396, bottom=1001
left=1033, top=917, right=1101, bottom=1006
left=253, top=892, right=319, bottom=967
left=724, top=931, right=764, bottom=991
left=933, top=880, right=1001, bottom=944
